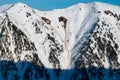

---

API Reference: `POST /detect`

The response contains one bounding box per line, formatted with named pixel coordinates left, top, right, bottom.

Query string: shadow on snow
left=0, top=60, right=120, bottom=80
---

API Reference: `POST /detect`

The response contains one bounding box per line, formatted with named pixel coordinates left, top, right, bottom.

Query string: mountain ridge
left=0, top=2, right=120, bottom=80
left=0, top=1, right=120, bottom=12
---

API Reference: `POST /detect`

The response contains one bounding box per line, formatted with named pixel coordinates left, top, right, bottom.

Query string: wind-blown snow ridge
left=0, top=4, right=13, bottom=13
left=0, top=2, right=120, bottom=80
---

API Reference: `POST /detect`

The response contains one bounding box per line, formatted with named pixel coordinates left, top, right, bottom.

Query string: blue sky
left=0, top=0, right=120, bottom=10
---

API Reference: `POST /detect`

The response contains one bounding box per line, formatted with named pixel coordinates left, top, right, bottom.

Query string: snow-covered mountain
left=0, top=2, right=120, bottom=80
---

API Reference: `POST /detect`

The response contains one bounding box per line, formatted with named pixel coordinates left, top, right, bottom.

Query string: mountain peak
left=0, top=2, right=31, bottom=14
left=13, top=2, right=29, bottom=8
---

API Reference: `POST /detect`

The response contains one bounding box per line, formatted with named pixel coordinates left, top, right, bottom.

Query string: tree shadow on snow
left=0, top=60, right=119, bottom=80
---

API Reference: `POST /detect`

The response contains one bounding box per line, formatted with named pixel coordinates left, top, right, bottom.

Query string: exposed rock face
left=41, top=17, right=51, bottom=25
left=58, top=16, right=67, bottom=28
left=0, top=2, right=120, bottom=80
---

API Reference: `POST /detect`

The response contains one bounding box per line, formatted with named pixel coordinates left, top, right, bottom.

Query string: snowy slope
left=0, top=2, right=120, bottom=80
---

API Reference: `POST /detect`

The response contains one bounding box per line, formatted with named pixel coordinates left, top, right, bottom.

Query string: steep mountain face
left=0, top=2, right=120, bottom=80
